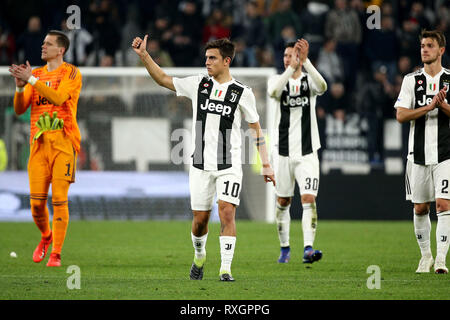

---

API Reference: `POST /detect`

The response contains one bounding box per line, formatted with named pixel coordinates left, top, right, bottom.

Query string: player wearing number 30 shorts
left=268, top=40, right=327, bottom=264
left=272, top=152, right=320, bottom=200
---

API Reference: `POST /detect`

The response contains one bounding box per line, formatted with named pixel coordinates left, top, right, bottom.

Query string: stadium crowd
left=1, top=0, right=450, bottom=164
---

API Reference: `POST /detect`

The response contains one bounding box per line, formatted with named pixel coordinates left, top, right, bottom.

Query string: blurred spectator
left=397, top=18, right=421, bottom=68
left=139, top=38, right=174, bottom=67
left=435, top=18, right=450, bottom=66
left=395, top=0, right=411, bottom=23
left=316, top=38, right=344, bottom=85
left=397, top=56, right=412, bottom=77
left=349, top=0, right=368, bottom=76
left=299, top=1, right=330, bottom=62
left=88, top=0, right=122, bottom=65
left=176, top=1, right=203, bottom=43
left=231, top=38, right=250, bottom=67
left=436, top=0, right=450, bottom=24
left=135, top=0, right=159, bottom=31
left=119, top=5, right=141, bottom=66
left=61, top=19, right=93, bottom=66
left=16, top=16, right=44, bottom=65
left=100, top=54, right=114, bottom=67
left=409, top=1, right=432, bottom=30
left=320, top=81, right=348, bottom=121
left=325, top=0, right=362, bottom=91
left=202, top=8, right=231, bottom=44
left=265, top=0, right=302, bottom=46
left=348, top=0, right=366, bottom=32
left=0, top=24, right=16, bottom=65
left=201, top=0, right=227, bottom=17
left=329, top=82, right=348, bottom=122
left=153, top=0, right=175, bottom=21
left=236, top=0, right=266, bottom=67
left=364, top=15, right=399, bottom=83
left=167, top=23, right=198, bottom=66
left=259, top=46, right=275, bottom=67
left=148, top=15, right=172, bottom=48
left=272, top=25, right=297, bottom=71
left=356, top=65, right=396, bottom=165
left=380, top=1, right=394, bottom=17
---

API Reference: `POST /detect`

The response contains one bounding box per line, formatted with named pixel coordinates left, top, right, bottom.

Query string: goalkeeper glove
left=33, top=111, right=64, bottom=141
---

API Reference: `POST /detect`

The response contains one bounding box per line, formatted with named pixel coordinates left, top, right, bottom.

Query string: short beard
left=422, top=56, right=438, bottom=65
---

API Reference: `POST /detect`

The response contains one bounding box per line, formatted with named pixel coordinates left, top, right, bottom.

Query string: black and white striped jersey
left=268, top=73, right=322, bottom=158
left=394, top=67, right=450, bottom=165
left=173, top=74, right=259, bottom=171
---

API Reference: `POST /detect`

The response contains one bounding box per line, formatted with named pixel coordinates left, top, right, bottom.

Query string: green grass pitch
left=0, top=220, right=449, bottom=300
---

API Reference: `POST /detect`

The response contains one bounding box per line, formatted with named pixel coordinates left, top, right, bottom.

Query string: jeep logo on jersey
left=200, top=98, right=233, bottom=116
left=417, top=95, right=433, bottom=106
left=36, top=95, right=49, bottom=106
left=282, top=95, right=309, bottom=107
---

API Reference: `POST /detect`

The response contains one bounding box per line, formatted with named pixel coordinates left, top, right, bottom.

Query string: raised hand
left=132, top=35, right=148, bottom=57
left=298, top=39, right=309, bottom=63
left=289, top=43, right=301, bottom=71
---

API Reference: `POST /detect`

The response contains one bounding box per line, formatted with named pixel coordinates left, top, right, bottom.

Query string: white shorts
left=405, top=159, right=412, bottom=201
left=189, top=165, right=243, bottom=211
left=271, top=151, right=320, bottom=198
left=410, top=159, right=450, bottom=203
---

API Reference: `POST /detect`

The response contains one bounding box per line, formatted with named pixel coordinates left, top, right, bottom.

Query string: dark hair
left=420, top=29, right=446, bottom=48
left=47, top=30, right=70, bottom=55
left=285, top=41, right=296, bottom=49
left=205, top=38, right=235, bottom=62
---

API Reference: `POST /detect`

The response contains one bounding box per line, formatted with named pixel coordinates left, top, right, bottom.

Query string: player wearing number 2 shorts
left=395, top=30, right=450, bottom=274
left=10, top=30, right=82, bottom=267
left=268, top=39, right=327, bottom=264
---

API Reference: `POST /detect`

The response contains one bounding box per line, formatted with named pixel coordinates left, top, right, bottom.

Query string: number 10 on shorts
left=222, top=181, right=240, bottom=198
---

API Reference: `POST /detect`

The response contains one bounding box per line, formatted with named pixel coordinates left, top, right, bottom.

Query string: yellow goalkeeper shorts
left=28, top=130, right=77, bottom=185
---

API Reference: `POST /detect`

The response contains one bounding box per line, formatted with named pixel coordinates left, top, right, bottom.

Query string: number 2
left=442, top=180, right=449, bottom=194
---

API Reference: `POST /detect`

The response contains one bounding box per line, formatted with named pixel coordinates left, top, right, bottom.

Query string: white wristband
left=27, top=75, right=38, bottom=86
left=16, top=86, right=25, bottom=93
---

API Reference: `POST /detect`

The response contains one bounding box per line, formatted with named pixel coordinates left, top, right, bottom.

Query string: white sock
left=302, top=202, right=318, bottom=248
left=191, top=232, right=208, bottom=260
left=414, top=210, right=432, bottom=258
left=275, top=203, right=290, bottom=247
left=436, top=211, right=450, bottom=260
left=219, top=236, right=236, bottom=274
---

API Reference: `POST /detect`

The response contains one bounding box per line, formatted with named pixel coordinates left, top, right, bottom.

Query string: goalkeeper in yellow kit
left=9, top=30, right=82, bottom=267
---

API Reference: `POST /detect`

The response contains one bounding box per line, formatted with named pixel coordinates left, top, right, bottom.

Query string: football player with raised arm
left=133, top=35, right=275, bottom=281
left=268, top=39, right=327, bottom=264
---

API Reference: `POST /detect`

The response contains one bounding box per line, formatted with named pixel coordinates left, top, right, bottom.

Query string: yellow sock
left=30, top=198, right=51, bottom=238
left=51, top=202, right=69, bottom=254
